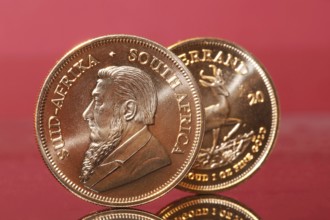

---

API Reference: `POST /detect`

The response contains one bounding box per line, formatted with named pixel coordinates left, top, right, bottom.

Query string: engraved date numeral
left=248, top=91, right=264, bottom=106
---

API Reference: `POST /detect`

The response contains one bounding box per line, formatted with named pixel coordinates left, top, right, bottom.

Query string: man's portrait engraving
left=80, top=66, right=171, bottom=192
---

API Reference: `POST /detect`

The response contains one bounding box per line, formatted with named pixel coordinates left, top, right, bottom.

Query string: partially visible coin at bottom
left=35, top=35, right=204, bottom=206
left=82, top=209, right=161, bottom=220
left=169, top=38, right=279, bottom=192
left=158, top=194, right=259, bottom=220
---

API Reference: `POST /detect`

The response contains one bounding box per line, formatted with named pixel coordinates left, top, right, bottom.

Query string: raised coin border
left=35, top=35, right=204, bottom=206
left=170, top=38, right=279, bottom=192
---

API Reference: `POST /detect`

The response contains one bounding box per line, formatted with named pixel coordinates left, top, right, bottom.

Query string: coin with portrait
left=35, top=35, right=204, bottom=206
left=169, top=38, right=279, bottom=192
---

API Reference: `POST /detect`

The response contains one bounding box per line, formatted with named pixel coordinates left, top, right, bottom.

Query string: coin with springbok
left=169, top=38, right=279, bottom=192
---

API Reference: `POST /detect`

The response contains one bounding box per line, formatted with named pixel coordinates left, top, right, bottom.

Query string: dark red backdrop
left=1, top=0, right=329, bottom=219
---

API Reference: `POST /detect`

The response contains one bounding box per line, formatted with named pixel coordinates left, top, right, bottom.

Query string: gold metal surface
left=35, top=35, right=204, bottom=206
left=158, top=194, right=259, bottom=220
left=169, top=38, right=279, bottom=192
left=82, top=209, right=161, bottom=220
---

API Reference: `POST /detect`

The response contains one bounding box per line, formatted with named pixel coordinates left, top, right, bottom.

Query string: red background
left=1, top=0, right=329, bottom=219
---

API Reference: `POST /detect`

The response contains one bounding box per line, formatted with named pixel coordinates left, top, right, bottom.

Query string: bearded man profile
left=80, top=66, right=171, bottom=192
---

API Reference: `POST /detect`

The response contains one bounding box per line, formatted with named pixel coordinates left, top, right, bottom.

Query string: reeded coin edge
left=158, top=195, right=259, bottom=220
left=82, top=209, right=161, bottom=220
left=170, top=38, right=280, bottom=192
left=35, top=35, right=204, bottom=206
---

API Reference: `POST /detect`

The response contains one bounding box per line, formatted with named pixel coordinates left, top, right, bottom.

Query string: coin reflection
left=81, top=208, right=161, bottom=220
left=158, top=194, right=259, bottom=220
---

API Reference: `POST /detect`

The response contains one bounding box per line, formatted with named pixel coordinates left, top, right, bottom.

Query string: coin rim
left=82, top=208, right=162, bottom=220
left=169, top=37, right=280, bottom=192
left=158, top=194, right=260, bottom=220
left=35, top=34, right=204, bottom=206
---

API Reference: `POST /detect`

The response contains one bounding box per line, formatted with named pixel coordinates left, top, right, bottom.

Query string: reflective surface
left=2, top=114, right=329, bottom=219
left=1, top=0, right=330, bottom=219
left=82, top=209, right=161, bottom=220
left=158, top=194, right=259, bottom=219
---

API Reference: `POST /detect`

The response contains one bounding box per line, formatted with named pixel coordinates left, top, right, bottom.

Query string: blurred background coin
left=169, top=38, right=279, bottom=192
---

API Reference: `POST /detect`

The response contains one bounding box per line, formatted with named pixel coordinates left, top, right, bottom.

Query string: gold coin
left=169, top=38, right=279, bottom=192
left=158, top=194, right=259, bottom=220
left=82, top=209, right=161, bottom=220
left=35, top=35, right=204, bottom=206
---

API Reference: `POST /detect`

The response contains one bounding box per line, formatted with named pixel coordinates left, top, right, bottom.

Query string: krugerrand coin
left=35, top=35, right=204, bottom=206
left=158, top=194, right=259, bottom=220
left=82, top=208, right=161, bottom=220
left=169, top=38, right=279, bottom=192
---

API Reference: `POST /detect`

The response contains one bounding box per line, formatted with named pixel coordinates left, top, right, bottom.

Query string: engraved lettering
left=51, top=97, right=64, bottom=109
left=47, top=54, right=101, bottom=161
left=128, top=48, right=138, bottom=62
left=72, top=60, right=88, bottom=76
left=248, top=90, right=264, bottom=106
left=59, top=75, right=74, bottom=88
left=48, top=116, right=68, bottom=160
left=202, top=49, right=213, bottom=62
left=159, top=64, right=171, bottom=78
left=159, top=65, right=182, bottom=89
left=212, top=208, right=217, bottom=216
left=178, top=49, right=248, bottom=75
left=150, top=56, right=164, bottom=73
left=187, top=172, right=209, bottom=182
left=57, top=149, right=69, bottom=160
left=223, top=52, right=233, bottom=66
left=218, top=209, right=244, bottom=220
left=212, top=50, right=224, bottom=63
left=88, top=54, right=100, bottom=67
left=138, top=51, right=150, bottom=65
left=233, top=153, right=253, bottom=173
left=128, top=48, right=183, bottom=90
left=175, top=208, right=209, bottom=220
left=67, top=67, right=80, bottom=78
left=176, top=93, right=187, bottom=103
left=178, top=53, right=190, bottom=66
left=180, top=114, right=192, bottom=133
left=176, top=133, right=189, bottom=146
left=48, top=116, right=60, bottom=127
left=166, top=74, right=181, bottom=89
left=179, top=102, right=191, bottom=113
left=219, top=168, right=233, bottom=179
left=173, top=94, right=192, bottom=154
left=220, top=210, right=231, bottom=218
left=189, top=50, right=202, bottom=64
left=72, top=55, right=100, bottom=77
left=251, top=127, right=266, bottom=153
left=51, top=54, right=100, bottom=111
left=54, top=84, right=66, bottom=97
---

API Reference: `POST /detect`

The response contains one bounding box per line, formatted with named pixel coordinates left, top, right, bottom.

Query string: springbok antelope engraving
left=199, top=64, right=242, bottom=163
